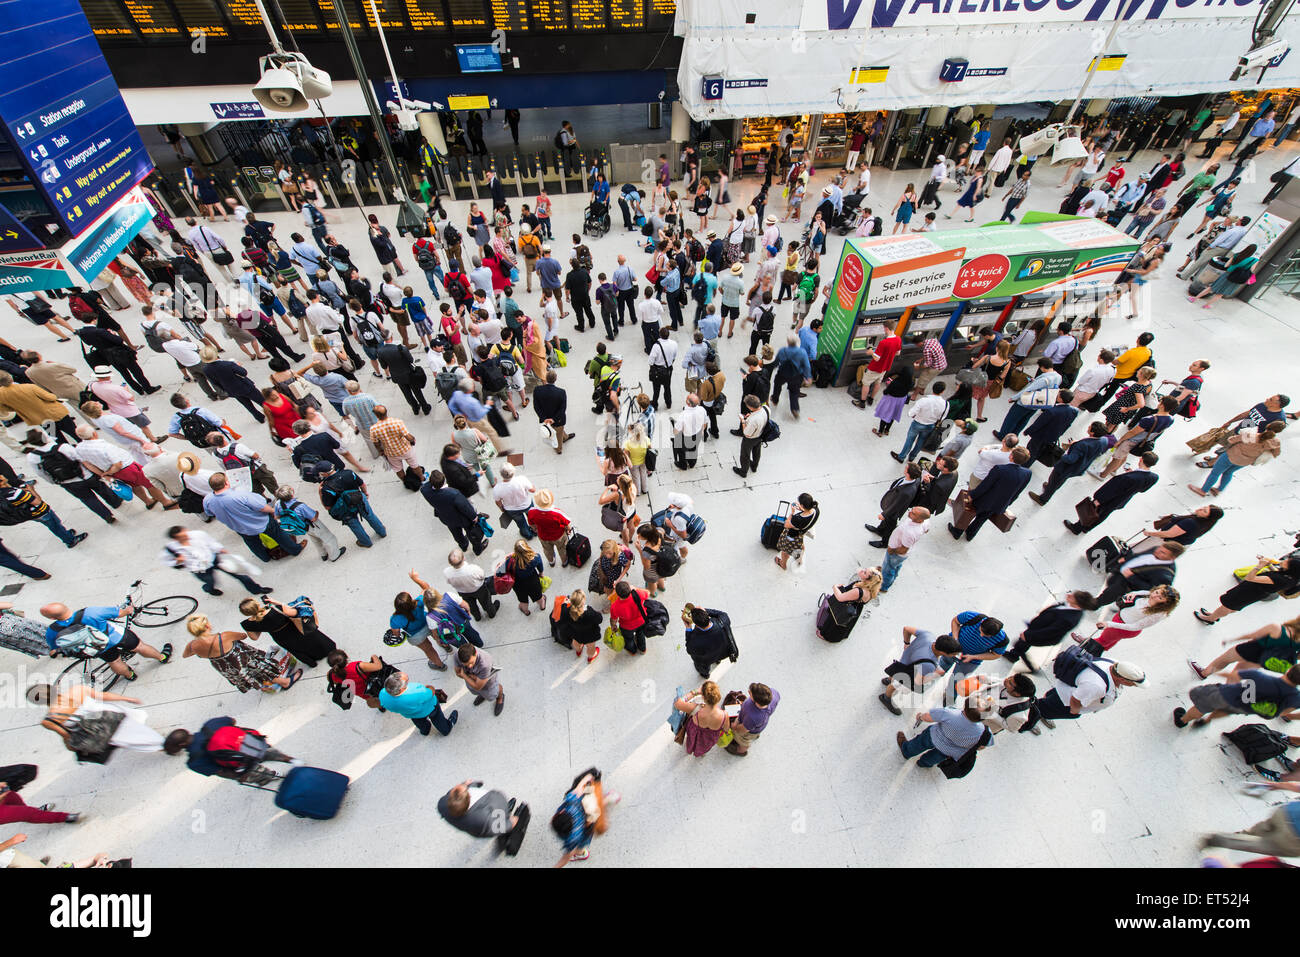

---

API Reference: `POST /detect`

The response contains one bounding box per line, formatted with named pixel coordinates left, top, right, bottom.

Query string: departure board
left=647, top=0, right=675, bottom=29
left=490, top=0, right=529, bottom=31
left=445, top=0, right=489, bottom=29
left=317, top=0, right=363, bottom=29
left=271, top=0, right=325, bottom=31
left=170, top=0, right=232, bottom=37
left=123, top=0, right=179, bottom=34
left=404, top=0, right=449, bottom=30
left=362, top=0, right=408, bottom=29
left=84, top=2, right=138, bottom=36
left=609, top=0, right=643, bottom=30
left=528, top=0, right=568, bottom=31
left=571, top=0, right=607, bottom=30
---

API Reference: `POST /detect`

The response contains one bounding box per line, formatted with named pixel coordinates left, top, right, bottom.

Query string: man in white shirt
left=541, top=291, right=560, bottom=344
left=1070, top=350, right=1117, bottom=407
left=893, top=382, right=949, bottom=463
left=969, top=435, right=1018, bottom=489
left=471, top=289, right=497, bottom=323
left=159, top=327, right=220, bottom=401
left=444, top=547, right=499, bottom=620
left=492, top=464, right=536, bottom=541
left=160, top=526, right=272, bottom=596
left=882, top=505, right=931, bottom=592
left=647, top=326, right=678, bottom=409
left=185, top=217, right=237, bottom=280
left=920, top=156, right=947, bottom=209
left=1037, top=659, right=1146, bottom=727
left=987, top=138, right=1014, bottom=179
left=305, top=290, right=344, bottom=334
left=855, top=165, right=871, bottom=196
left=1078, top=183, right=1111, bottom=218
left=636, top=287, right=665, bottom=352
left=672, top=395, right=709, bottom=469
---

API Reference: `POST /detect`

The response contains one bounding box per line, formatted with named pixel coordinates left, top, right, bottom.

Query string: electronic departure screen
left=488, top=0, right=528, bottom=31
left=85, top=0, right=677, bottom=40
left=168, top=0, right=232, bottom=37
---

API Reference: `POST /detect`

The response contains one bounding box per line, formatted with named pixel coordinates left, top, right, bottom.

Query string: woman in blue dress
left=952, top=165, right=986, bottom=223
left=891, top=183, right=918, bottom=234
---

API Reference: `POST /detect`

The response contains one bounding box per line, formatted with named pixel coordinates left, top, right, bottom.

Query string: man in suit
left=918, top=455, right=959, bottom=516
left=867, top=461, right=922, bottom=547
left=684, top=606, right=733, bottom=678
left=1022, top=389, right=1078, bottom=464
left=952, top=447, right=1032, bottom=541
left=438, top=778, right=528, bottom=849
left=440, top=444, right=481, bottom=499
left=421, top=468, right=488, bottom=554
left=378, top=332, right=430, bottom=415
left=1092, top=543, right=1183, bottom=607
left=533, top=369, right=574, bottom=454
left=1029, top=422, right=1115, bottom=505
left=1063, top=451, right=1159, bottom=535
left=486, top=169, right=507, bottom=210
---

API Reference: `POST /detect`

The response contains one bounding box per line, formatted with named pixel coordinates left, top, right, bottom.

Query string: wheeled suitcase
left=816, top=592, right=863, bottom=642
left=566, top=531, right=592, bottom=568
left=499, top=802, right=530, bottom=856
left=1085, top=535, right=1124, bottom=574
left=761, top=501, right=791, bottom=549
left=274, top=766, right=349, bottom=819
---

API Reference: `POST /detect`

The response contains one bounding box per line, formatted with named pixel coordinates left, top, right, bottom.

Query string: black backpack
left=478, top=357, right=507, bottom=394
left=37, top=446, right=82, bottom=483
left=1224, top=723, right=1293, bottom=765
left=298, top=452, right=327, bottom=483
left=1052, top=644, right=1111, bottom=688
left=756, top=306, right=775, bottom=335
left=435, top=370, right=460, bottom=402
left=177, top=409, right=215, bottom=448
left=443, top=224, right=462, bottom=247
left=654, top=546, right=681, bottom=578
left=415, top=244, right=438, bottom=271
left=554, top=130, right=565, bottom=149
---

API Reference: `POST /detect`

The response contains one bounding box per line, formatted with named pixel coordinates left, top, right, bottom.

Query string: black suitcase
left=401, top=466, right=425, bottom=492
left=761, top=501, right=790, bottom=549
left=816, top=591, right=863, bottom=642
left=1085, top=535, right=1124, bottom=574
left=498, top=802, right=530, bottom=856
left=813, top=355, right=837, bottom=388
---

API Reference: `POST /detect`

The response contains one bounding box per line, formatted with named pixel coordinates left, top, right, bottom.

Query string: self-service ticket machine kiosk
left=836, top=306, right=907, bottom=387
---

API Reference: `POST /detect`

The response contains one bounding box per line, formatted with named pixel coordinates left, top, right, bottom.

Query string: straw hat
left=534, top=489, right=555, bottom=508
left=177, top=453, right=201, bottom=474
left=730, top=263, right=744, bottom=274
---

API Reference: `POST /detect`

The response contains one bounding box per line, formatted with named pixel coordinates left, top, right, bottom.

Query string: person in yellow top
left=622, top=422, right=652, bottom=494
left=1098, top=331, right=1155, bottom=409
left=0, top=373, right=76, bottom=441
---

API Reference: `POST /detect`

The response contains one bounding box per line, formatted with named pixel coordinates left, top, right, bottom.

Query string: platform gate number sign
left=702, top=76, right=724, bottom=101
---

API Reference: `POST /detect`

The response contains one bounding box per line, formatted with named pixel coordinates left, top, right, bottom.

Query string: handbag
left=476, top=513, right=494, bottom=539
left=666, top=686, right=687, bottom=733
left=603, top=624, right=625, bottom=651
left=645, top=448, right=658, bottom=473
left=493, top=560, right=515, bottom=595
left=539, top=574, right=552, bottom=592
left=645, top=266, right=659, bottom=284
left=987, top=379, right=1004, bottom=399
left=1185, top=425, right=1228, bottom=454
left=62, top=711, right=125, bottom=764
left=601, top=504, right=625, bottom=531
left=1006, top=367, right=1030, bottom=392
left=211, top=248, right=235, bottom=266
left=106, top=478, right=134, bottom=501
left=1074, top=497, right=1101, bottom=528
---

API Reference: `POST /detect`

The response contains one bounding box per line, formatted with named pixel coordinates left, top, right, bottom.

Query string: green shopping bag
left=603, top=625, right=624, bottom=651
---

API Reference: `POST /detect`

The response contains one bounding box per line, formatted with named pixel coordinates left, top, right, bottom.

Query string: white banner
left=797, top=0, right=1272, bottom=31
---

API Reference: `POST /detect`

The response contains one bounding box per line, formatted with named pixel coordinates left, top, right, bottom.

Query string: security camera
left=1017, top=124, right=1062, bottom=158
left=252, top=52, right=332, bottom=112
left=1240, top=38, right=1289, bottom=67
left=657, top=90, right=666, bottom=101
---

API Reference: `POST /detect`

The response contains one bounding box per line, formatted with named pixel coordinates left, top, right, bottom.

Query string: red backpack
left=206, top=725, right=269, bottom=771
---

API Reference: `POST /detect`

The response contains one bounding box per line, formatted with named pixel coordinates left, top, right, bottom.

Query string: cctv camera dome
left=251, top=52, right=331, bottom=113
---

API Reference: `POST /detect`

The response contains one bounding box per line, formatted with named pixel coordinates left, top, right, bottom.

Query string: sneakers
left=159, top=643, right=174, bottom=664
left=67, top=532, right=88, bottom=548
left=878, top=692, right=901, bottom=715
left=331, top=546, right=348, bottom=562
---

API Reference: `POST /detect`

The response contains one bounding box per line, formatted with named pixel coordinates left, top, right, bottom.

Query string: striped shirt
left=955, top=611, right=1008, bottom=654
left=369, top=418, right=414, bottom=457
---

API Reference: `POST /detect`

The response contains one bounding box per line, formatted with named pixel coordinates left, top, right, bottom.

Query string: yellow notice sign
left=850, top=66, right=889, bottom=84
left=447, top=94, right=491, bottom=110
left=1089, top=55, right=1127, bottom=72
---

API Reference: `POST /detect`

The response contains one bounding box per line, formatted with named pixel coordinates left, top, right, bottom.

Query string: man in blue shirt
left=378, top=669, right=458, bottom=737
left=993, top=358, right=1061, bottom=440
left=447, top=381, right=507, bottom=453
left=970, top=123, right=992, bottom=165
left=935, top=611, right=1008, bottom=683
left=41, top=599, right=172, bottom=681
left=659, top=264, right=684, bottom=331
left=773, top=334, right=812, bottom=416
left=799, top=319, right=821, bottom=366
left=897, top=702, right=989, bottom=768
left=535, top=248, right=564, bottom=318
left=1176, top=664, right=1300, bottom=728
left=697, top=308, right=721, bottom=345
left=203, top=472, right=303, bottom=561
left=611, top=255, right=637, bottom=326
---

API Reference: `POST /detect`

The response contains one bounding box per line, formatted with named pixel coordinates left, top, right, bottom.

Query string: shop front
left=817, top=214, right=1141, bottom=387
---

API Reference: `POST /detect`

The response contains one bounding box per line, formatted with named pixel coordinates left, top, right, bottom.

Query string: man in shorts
left=853, top=322, right=902, bottom=408
left=1175, top=665, right=1300, bottom=728
left=41, top=600, right=173, bottom=681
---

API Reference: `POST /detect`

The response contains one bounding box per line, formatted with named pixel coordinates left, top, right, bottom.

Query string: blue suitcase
left=274, top=766, right=349, bottom=819
left=761, top=501, right=790, bottom=549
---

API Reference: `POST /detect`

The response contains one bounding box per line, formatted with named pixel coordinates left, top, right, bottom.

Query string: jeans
left=240, top=519, right=304, bottom=561
left=898, top=727, right=949, bottom=767
left=1000, top=197, right=1023, bottom=222
left=1036, top=689, right=1079, bottom=720
left=412, top=702, right=454, bottom=736
left=422, top=267, right=444, bottom=300
left=500, top=507, right=535, bottom=539
left=641, top=321, right=661, bottom=355
left=881, top=550, right=907, bottom=591
left=898, top=421, right=935, bottom=461
left=34, top=509, right=77, bottom=545
left=64, top=476, right=121, bottom=523
left=0, top=540, right=45, bottom=578
left=343, top=498, right=387, bottom=546
left=194, top=565, right=263, bottom=595
left=1124, top=219, right=1151, bottom=238
left=601, top=307, right=619, bottom=339
left=937, top=653, right=983, bottom=682
left=1201, top=453, right=1242, bottom=492
left=461, top=581, right=498, bottom=619
left=665, top=294, right=684, bottom=330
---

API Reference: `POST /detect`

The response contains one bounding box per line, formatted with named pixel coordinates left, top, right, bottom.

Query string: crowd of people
left=0, top=102, right=1296, bottom=867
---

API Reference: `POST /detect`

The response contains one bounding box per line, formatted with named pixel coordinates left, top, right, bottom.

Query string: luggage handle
left=776, top=500, right=791, bottom=519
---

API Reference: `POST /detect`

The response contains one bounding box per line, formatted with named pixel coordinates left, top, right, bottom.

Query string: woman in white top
left=82, top=401, right=149, bottom=464
left=1075, top=585, right=1179, bottom=656
left=740, top=205, right=759, bottom=263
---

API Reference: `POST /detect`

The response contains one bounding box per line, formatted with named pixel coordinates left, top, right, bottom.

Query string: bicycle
left=53, top=581, right=198, bottom=693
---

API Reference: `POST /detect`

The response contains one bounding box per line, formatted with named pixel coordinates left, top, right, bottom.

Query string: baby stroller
left=583, top=200, right=611, bottom=238
left=835, top=193, right=866, bottom=234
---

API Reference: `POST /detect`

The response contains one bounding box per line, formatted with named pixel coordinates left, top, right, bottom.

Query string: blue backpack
left=275, top=501, right=312, bottom=536
left=1052, top=645, right=1110, bottom=688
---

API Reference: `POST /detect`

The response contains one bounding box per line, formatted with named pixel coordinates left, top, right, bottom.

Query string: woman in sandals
left=1191, top=615, right=1300, bottom=680
left=673, top=681, right=730, bottom=757
left=1194, top=555, right=1300, bottom=626
left=183, top=613, right=302, bottom=693
left=558, top=590, right=603, bottom=664
left=775, top=492, right=819, bottom=571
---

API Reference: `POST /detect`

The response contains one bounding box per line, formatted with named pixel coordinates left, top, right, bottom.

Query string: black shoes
left=947, top=523, right=962, bottom=539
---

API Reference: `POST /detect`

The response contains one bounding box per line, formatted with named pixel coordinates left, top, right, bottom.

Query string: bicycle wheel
left=55, top=656, right=121, bottom=693
left=131, top=595, right=198, bottom=628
